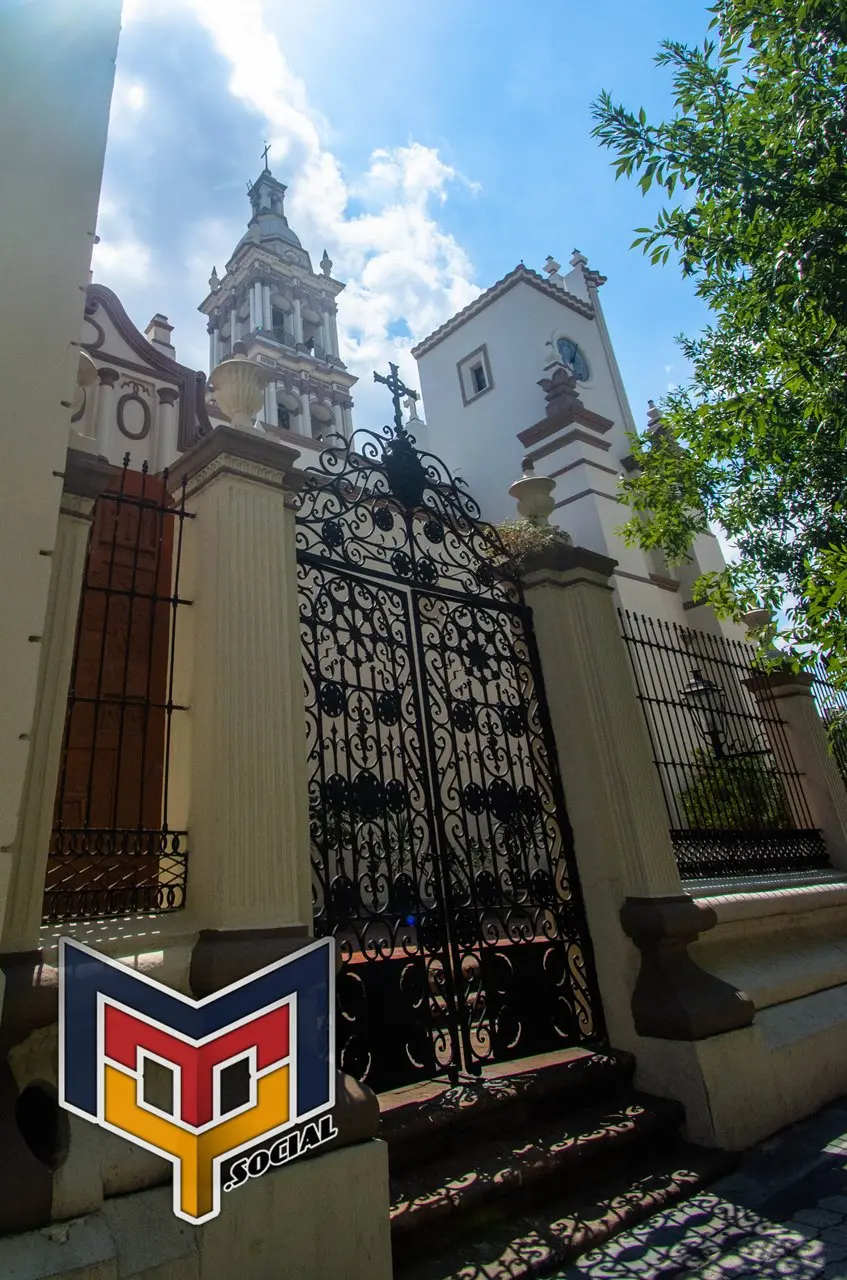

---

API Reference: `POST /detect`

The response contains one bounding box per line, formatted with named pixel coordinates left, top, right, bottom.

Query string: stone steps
left=380, top=1050, right=737, bottom=1280
left=396, top=1137, right=736, bottom=1280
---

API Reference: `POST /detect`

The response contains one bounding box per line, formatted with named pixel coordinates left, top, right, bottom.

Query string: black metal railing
left=46, top=457, right=192, bottom=922
left=619, top=611, right=830, bottom=880
left=811, top=656, right=847, bottom=786
left=270, top=325, right=296, bottom=348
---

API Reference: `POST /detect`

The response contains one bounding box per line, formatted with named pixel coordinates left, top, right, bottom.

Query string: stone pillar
left=332, top=401, right=345, bottom=437
left=0, top=451, right=117, bottom=956
left=328, top=306, right=339, bottom=357
left=293, top=296, right=304, bottom=345
left=299, top=391, right=312, bottom=438
left=341, top=405, right=353, bottom=436
left=169, top=427, right=313, bottom=993
left=520, top=542, right=754, bottom=1042
left=95, top=366, right=119, bottom=453
left=229, top=305, right=238, bottom=349
left=263, top=381, right=277, bottom=428
left=208, top=324, right=216, bottom=373
left=263, top=283, right=272, bottom=330
left=155, top=387, right=180, bottom=473
left=248, top=286, right=256, bottom=332
left=746, top=668, right=847, bottom=869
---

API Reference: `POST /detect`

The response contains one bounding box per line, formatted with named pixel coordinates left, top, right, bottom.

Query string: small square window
left=457, top=345, right=493, bottom=405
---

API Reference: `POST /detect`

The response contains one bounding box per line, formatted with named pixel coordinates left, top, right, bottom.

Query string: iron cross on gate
left=374, top=363, right=418, bottom=436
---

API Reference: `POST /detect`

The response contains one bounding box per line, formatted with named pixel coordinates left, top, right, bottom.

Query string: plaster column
left=341, top=405, right=353, bottom=436
left=0, top=452, right=117, bottom=955
left=248, top=286, right=256, bottom=332
left=745, top=669, right=847, bottom=869
left=520, top=542, right=754, bottom=1042
left=299, top=391, right=312, bottom=439
left=95, top=367, right=119, bottom=454
left=255, top=283, right=264, bottom=330
left=155, top=387, right=180, bottom=473
left=168, top=427, right=312, bottom=992
left=263, top=381, right=277, bottom=428
left=208, top=325, right=216, bottom=373
left=321, top=310, right=331, bottom=354
left=263, top=283, right=272, bottom=330
left=328, top=306, right=340, bottom=357
left=293, top=296, right=304, bottom=345
left=229, top=305, right=238, bottom=350
left=332, top=401, right=345, bottom=437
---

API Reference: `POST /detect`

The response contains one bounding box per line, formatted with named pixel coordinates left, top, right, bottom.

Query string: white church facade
left=411, top=251, right=731, bottom=628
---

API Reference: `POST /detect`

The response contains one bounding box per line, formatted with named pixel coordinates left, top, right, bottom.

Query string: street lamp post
left=679, top=669, right=729, bottom=759
left=679, top=667, right=770, bottom=762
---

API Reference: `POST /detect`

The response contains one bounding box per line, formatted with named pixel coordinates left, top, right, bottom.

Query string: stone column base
left=620, top=895, right=755, bottom=1040
left=188, top=925, right=312, bottom=999
left=0, top=1138, right=392, bottom=1280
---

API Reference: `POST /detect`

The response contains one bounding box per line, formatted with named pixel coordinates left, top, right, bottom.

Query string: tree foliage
left=677, top=748, right=793, bottom=831
left=591, top=0, right=847, bottom=684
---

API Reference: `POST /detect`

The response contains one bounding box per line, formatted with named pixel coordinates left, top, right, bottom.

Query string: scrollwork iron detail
left=297, top=372, right=602, bottom=1092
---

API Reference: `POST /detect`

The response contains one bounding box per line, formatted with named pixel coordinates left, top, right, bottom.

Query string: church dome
left=237, top=210, right=303, bottom=254
left=229, top=166, right=309, bottom=265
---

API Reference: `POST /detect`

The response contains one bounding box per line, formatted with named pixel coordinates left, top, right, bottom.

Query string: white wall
left=417, top=282, right=625, bottom=525
left=415, top=277, right=704, bottom=625
left=0, top=0, right=122, bottom=849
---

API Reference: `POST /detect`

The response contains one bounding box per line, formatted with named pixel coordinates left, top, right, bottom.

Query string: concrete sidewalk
left=556, top=1097, right=847, bottom=1278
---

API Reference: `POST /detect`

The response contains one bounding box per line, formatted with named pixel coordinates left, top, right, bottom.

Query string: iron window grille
left=618, top=610, right=830, bottom=880
left=46, top=456, right=192, bottom=923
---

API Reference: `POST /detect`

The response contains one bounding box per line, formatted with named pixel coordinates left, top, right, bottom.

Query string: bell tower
left=198, top=149, right=357, bottom=442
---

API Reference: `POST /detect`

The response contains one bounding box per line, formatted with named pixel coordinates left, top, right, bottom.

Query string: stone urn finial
left=208, top=343, right=276, bottom=430
left=743, top=607, right=775, bottom=638
left=508, top=456, right=556, bottom=526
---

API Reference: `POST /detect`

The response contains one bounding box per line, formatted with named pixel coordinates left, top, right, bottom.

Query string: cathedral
left=75, top=157, right=732, bottom=632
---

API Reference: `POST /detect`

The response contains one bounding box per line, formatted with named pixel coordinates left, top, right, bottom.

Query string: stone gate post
left=167, top=416, right=391, bottom=1280
left=745, top=668, right=847, bottom=870
left=168, top=423, right=313, bottom=993
left=519, top=541, right=755, bottom=1046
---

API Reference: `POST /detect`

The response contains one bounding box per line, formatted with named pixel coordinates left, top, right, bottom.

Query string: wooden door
left=48, top=469, right=174, bottom=915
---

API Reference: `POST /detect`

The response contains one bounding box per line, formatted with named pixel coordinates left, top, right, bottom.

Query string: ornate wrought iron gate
left=297, top=370, right=602, bottom=1092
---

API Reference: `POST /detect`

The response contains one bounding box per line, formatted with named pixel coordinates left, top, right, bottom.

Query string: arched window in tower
left=278, top=403, right=291, bottom=432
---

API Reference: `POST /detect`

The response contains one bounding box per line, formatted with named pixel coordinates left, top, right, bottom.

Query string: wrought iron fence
left=811, top=657, right=847, bottom=785
left=618, top=611, right=829, bottom=880
left=45, top=457, right=192, bottom=922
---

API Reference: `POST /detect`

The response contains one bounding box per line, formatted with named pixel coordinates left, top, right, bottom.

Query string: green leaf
left=590, top=0, right=847, bottom=678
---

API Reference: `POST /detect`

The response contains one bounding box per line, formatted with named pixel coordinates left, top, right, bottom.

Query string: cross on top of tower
left=262, top=142, right=271, bottom=171
left=374, top=363, right=418, bottom=436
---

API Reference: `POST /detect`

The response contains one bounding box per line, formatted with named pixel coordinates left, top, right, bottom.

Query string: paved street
left=556, top=1098, right=847, bottom=1279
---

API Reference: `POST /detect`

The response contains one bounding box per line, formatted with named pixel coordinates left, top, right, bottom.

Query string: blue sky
left=94, top=0, right=713, bottom=432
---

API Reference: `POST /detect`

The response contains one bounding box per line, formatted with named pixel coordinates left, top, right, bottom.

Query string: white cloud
left=108, top=71, right=149, bottom=138
left=115, top=0, right=481, bottom=419
left=92, top=196, right=152, bottom=285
